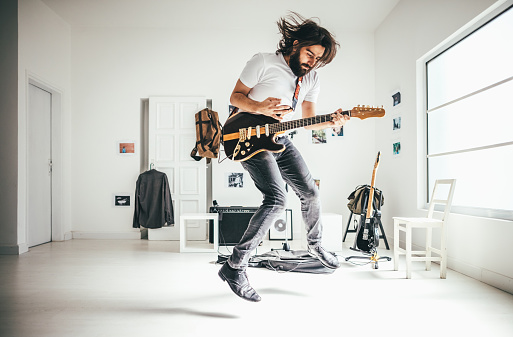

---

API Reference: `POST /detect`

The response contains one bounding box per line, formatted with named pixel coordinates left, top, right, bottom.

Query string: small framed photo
left=393, top=116, right=402, bottom=131
left=393, top=140, right=402, bottom=157
left=118, top=141, right=135, bottom=156
left=227, top=172, right=244, bottom=188
left=114, top=194, right=131, bottom=207
left=312, top=129, right=327, bottom=144
left=330, top=126, right=344, bottom=137
left=392, top=92, right=401, bottom=106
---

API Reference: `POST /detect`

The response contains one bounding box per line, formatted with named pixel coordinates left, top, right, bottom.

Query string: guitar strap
left=291, top=76, right=303, bottom=112
left=229, top=76, right=303, bottom=117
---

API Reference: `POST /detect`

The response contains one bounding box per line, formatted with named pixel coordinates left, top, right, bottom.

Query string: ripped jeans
left=227, top=137, right=323, bottom=270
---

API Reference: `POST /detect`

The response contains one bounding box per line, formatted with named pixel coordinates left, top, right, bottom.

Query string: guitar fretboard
left=268, top=110, right=349, bottom=134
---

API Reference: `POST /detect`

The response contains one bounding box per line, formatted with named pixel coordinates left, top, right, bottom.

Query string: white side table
left=321, top=213, right=343, bottom=252
left=179, top=213, right=218, bottom=253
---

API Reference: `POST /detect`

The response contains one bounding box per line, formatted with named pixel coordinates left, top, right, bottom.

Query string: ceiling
left=40, top=0, right=400, bottom=31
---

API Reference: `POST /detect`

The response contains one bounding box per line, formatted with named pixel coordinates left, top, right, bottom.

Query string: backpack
left=347, top=184, right=384, bottom=215
left=190, top=108, right=222, bottom=163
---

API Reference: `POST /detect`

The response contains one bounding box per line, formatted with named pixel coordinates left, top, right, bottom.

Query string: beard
left=288, top=50, right=313, bottom=77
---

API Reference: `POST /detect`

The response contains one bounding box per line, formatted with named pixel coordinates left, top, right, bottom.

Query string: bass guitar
left=222, top=106, right=385, bottom=162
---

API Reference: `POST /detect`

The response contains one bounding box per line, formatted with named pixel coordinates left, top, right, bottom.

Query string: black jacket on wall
left=133, top=169, right=174, bottom=229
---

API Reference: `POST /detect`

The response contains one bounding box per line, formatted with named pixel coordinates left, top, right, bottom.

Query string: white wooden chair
left=393, top=179, right=456, bottom=279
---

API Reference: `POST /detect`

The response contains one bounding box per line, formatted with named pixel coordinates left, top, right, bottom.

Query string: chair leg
left=393, top=220, right=399, bottom=271
left=405, top=225, right=412, bottom=279
left=440, top=225, right=447, bottom=279
left=425, top=227, right=432, bottom=271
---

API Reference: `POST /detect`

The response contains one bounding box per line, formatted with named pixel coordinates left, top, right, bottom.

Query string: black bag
left=190, top=108, right=222, bottom=163
left=347, top=184, right=384, bottom=215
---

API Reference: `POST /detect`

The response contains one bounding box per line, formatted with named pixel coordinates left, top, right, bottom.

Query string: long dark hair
left=276, top=12, right=339, bottom=68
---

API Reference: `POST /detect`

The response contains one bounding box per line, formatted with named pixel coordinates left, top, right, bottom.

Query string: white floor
left=1, top=239, right=512, bottom=337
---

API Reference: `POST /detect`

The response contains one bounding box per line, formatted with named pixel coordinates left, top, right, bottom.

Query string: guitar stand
left=344, top=211, right=391, bottom=269
left=345, top=247, right=392, bottom=269
left=342, top=185, right=392, bottom=269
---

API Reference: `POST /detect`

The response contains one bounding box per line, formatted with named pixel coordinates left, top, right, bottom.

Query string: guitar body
left=356, top=215, right=380, bottom=253
left=223, top=112, right=286, bottom=161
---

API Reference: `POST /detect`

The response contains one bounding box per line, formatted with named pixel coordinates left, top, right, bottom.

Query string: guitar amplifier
left=209, top=206, right=258, bottom=246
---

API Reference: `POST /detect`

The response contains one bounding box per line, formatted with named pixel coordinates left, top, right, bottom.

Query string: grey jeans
left=227, top=137, right=323, bottom=270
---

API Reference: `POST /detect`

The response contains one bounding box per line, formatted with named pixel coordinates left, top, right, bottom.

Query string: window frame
left=416, top=0, right=513, bottom=220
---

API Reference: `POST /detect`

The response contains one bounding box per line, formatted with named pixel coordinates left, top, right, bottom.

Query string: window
left=425, top=4, right=513, bottom=220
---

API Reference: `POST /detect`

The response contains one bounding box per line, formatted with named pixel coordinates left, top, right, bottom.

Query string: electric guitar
left=222, top=106, right=385, bottom=162
left=356, top=152, right=381, bottom=252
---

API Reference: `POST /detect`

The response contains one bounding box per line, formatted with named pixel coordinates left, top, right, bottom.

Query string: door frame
left=26, top=75, right=64, bottom=246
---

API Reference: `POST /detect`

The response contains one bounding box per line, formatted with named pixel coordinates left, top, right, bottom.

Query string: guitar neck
left=269, top=111, right=349, bottom=134
left=365, top=152, right=381, bottom=220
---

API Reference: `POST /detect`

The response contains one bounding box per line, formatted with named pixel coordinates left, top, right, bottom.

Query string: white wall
left=17, top=0, right=72, bottom=247
left=0, top=0, right=19, bottom=254
left=375, top=0, right=513, bottom=293
left=70, top=9, right=378, bottom=237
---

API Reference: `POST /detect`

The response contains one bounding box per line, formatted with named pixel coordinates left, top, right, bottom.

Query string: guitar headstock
left=350, top=105, right=385, bottom=120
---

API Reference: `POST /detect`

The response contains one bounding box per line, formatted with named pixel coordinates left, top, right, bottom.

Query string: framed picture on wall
left=114, top=194, right=131, bottom=207
left=117, top=140, right=135, bottom=156
left=393, top=116, right=402, bottom=131
left=330, top=126, right=344, bottom=137
left=393, top=140, right=402, bottom=157
left=392, top=92, right=401, bottom=106
left=226, top=172, right=244, bottom=188
left=312, top=129, right=327, bottom=143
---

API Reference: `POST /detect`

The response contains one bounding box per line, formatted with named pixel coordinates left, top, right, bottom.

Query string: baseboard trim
left=392, top=237, right=513, bottom=295
left=0, top=243, right=29, bottom=255
left=72, top=231, right=142, bottom=240
left=451, top=258, right=513, bottom=295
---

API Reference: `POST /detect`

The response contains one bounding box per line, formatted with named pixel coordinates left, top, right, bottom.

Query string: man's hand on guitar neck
left=329, top=108, right=350, bottom=128
left=303, top=106, right=350, bottom=130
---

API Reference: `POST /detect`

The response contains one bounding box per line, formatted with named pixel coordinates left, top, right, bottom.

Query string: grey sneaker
left=308, top=244, right=340, bottom=269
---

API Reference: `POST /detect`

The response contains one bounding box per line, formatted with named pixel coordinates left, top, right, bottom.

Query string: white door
left=148, top=97, right=207, bottom=240
left=28, top=84, right=52, bottom=247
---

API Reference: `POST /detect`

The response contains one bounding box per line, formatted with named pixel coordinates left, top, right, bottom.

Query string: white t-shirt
left=238, top=52, right=320, bottom=121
